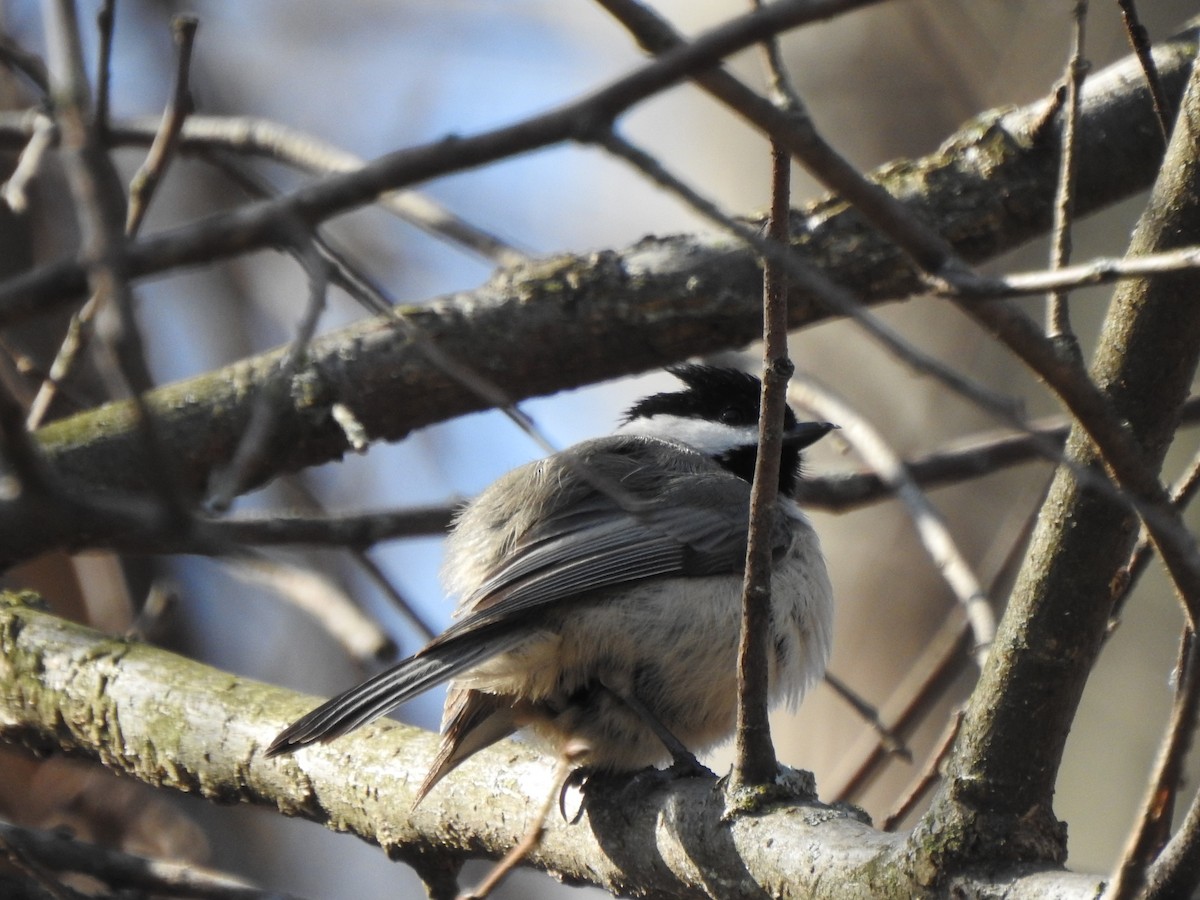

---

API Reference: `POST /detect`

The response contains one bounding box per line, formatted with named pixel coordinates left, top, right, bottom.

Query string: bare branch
left=789, top=374, right=995, bottom=662
left=1116, top=0, right=1172, bottom=143
left=125, top=15, right=197, bottom=235
left=0, top=594, right=1110, bottom=899
left=0, top=821, right=307, bottom=900
left=733, top=19, right=795, bottom=783
left=1046, top=0, right=1088, bottom=341
left=1106, top=629, right=1200, bottom=899
left=916, top=52, right=1200, bottom=873
left=595, top=0, right=966, bottom=278
left=882, top=708, right=964, bottom=832
left=0, top=9, right=1191, bottom=327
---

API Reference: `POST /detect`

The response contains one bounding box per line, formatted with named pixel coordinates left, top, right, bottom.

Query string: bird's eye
left=718, top=407, right=741, bottom=425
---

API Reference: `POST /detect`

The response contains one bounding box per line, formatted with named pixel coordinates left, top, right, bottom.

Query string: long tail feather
left=265, top=633, right=519, bottom=757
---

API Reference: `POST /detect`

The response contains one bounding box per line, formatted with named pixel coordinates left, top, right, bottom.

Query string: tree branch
left=0, top=0, right=892, bottom=324
left=19, top=29, right=1196, bottom=509
left=0, top=592, right=1108, bottom=899
left=911, top=40, right=1200, bottom=879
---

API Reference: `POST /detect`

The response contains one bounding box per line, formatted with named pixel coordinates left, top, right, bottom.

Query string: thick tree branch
left=0, top=0, right=890, bottom=324
left=19, top=31, right=1196, bottom=511
left=910, top=44, right=1200, bottom=881
left=0, top=593, right=1107, bottom=899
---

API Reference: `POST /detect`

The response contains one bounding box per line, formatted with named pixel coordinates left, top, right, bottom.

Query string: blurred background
left=0, top=1, right=1197, bottom=897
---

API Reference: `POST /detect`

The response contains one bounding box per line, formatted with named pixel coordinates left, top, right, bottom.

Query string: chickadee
left=266, top=365, right=834, bottom=804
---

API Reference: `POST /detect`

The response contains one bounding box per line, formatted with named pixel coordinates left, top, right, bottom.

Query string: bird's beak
left=783, top=421, right=838, bottom=450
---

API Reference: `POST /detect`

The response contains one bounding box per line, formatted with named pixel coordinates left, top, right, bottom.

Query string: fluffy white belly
left=452, top=510, right=832, bottom=772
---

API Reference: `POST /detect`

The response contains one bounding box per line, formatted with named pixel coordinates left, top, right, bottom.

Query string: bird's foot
left=664, top=750, right=714, bottom=781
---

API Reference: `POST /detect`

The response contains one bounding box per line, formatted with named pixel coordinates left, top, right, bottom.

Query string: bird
left=265, top=364, right=835, bottom=806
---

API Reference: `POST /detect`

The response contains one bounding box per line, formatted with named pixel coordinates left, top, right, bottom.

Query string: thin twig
left=153, top=120, right=527, bottom=267
left=823, top=672, right=911, bottom=760
left=594, top=0, right=970, bottom=279
left=801, top=396, right=1200, bottom=511
left=1104, top=628, right=1200, bottom=900
left=1046, top=0, right=1088, bottom=341
left=828, top=606, right=972, bottom=802
left=1110, top=442, right=1200, bottom=630
left=276, top=474, right=441, bottom=643
left=2, top=111, right=55, bottom=212
left=828, top=499, right=1040, bottom=802
left=0, top=819, right=311, bottom=900
left=881, top=708, right=965, bottom=831
left=1116, top=0, right=1171, bottom=144
left=351, top=550, right=437, bottom=644
left=596, top=129, right=1022, bottom=421
left=28, top=14, right=198, bottom=430
left=227, top=557, right=395, bottom=665
left=126, top=15, right=197, bottom=234
left=733, top=4, right=796, bottom=783
left=951, top=245, right=1200, bottom=299
left=189, top=151, right=569, bottom=486
left=789, top=374, right=995, bottom=665
left=25, top=305, right=94, bottom=428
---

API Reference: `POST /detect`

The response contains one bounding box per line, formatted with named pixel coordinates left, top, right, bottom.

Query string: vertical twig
left=1115, top=0, right=1171, bottom=144
left=1147, top=749, right=1200, bottom=897
left=94, top=0, right=115, bottom=135
left=126, top=15, right=197, bottom=234
left=28, top=13, right=199, bottom=430
left=1105, top=629, right=1200, bottom=899
left=42, top=0, right=185, bottom=522
left=733, top=136, right=791, bottom=787
left=732, top=0, right=797, bottom=788
left=1046, top=0, right=1088, bottom=342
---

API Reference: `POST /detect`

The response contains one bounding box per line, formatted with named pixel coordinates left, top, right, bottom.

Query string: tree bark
left=908, top=47, right=1200, bottom=883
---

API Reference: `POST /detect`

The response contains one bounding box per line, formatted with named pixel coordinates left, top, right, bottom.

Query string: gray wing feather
left=430, top=436, right=763, bottom=644
left=264, top=632, right=525, bottom=755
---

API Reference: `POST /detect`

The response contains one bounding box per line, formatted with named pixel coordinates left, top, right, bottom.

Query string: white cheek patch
left=617, top=413, right=759, bottom=456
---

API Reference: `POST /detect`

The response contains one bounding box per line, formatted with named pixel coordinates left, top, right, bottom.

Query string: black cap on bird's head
left=620, top=364, right=835, bottom=495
